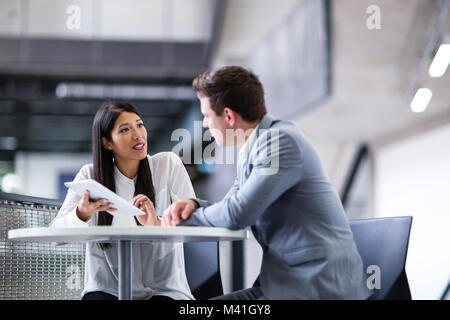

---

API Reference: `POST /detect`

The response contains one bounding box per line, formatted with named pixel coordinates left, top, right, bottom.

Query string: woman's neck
left=114, top=158, right=140, bottom=179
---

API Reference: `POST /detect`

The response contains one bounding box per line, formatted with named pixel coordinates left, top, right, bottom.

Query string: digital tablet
left=64, top=179, right=145, bottom=216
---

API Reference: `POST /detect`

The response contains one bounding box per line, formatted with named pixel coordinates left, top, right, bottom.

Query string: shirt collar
left=238, top=122, right=260, bottom=164
left=113, top=161, right=138, bottom=184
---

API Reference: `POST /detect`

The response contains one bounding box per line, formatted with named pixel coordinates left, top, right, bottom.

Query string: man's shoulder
left=272, top=118, right=301, bottom=134
left=249, top=118, right=305, bottom=165
left=256, top=118, right=303, bottom=146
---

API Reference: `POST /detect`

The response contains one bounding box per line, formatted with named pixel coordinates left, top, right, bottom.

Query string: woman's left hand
left=132, top=194, right=160, bottom=226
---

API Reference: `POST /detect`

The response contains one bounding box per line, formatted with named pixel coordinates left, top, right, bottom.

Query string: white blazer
left=51, top=152, right=195, bottom=300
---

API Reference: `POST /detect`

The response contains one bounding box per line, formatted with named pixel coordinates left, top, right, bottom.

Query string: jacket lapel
left=242, top=114, right=276, bottom=243
left=240, top=113, right=276, bottom=185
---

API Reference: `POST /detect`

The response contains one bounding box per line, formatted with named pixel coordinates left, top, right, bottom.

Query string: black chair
left=349, top=216, right=413, bottom=300
left=183, top=242, right=223, bottom=300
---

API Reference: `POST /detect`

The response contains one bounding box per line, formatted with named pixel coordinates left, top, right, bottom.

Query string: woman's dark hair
left=192, top=65, right=267, bottom=122
left=92, top=101, right=156, bottom=249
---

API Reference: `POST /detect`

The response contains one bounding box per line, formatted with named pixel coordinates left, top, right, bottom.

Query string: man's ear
left=223, top=107, right=237, bottom=127
left=101, top=137, right=113, bottom=150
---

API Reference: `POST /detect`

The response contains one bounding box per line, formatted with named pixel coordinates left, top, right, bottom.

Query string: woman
left=51, top=101, right=195, bottom=300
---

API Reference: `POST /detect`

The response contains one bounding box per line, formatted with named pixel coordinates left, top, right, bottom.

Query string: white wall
left=15, top=152, right=92, bottom=199
left=375, top=123, right=450, bottom=300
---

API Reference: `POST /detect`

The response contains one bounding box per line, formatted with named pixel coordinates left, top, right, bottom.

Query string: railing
left=340, top=144, right=369, bottom=208
left=441, top=281, right=450, bottom=300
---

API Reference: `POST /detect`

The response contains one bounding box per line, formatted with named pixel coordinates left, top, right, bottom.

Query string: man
left=162, top=66, right=372, bottom=300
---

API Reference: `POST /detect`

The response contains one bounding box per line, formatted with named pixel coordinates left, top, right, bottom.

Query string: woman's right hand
left=76, top=190, right=117, bottom=222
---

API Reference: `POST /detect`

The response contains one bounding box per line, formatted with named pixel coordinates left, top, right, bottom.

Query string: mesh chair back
left=0, top=193, right=85, bottom=300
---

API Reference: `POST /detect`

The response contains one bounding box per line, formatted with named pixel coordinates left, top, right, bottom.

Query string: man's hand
left=161, top=199, right=198, bottom=227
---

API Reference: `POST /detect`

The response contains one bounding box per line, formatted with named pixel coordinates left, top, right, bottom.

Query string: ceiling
left=290, top=0, right=450, bottom=190
left=211, top=0, right=300, bottom=67
left=0, top=0, right=300, bottom=160
left=297, top=0, right=450, bottom=147
left=206, top=0, right=450, bottom=189
left=0, top=0, right=220, bottom=78
left=0, top=0, right=224, bottom=158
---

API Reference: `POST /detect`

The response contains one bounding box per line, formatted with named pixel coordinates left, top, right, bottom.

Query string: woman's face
left=102, top=111, right=148, bottom=163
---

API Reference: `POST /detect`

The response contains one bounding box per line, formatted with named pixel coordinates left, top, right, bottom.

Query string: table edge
left=7, top=226, right=249, bottom=242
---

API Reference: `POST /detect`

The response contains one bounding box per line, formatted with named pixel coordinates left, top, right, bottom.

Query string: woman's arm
left=50, top=165, right=95, bottom=228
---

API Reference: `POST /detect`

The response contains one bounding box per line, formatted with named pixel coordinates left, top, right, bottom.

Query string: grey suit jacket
left=180, top=113, right=372, bottom=299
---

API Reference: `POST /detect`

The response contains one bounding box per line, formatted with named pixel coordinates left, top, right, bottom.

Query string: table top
left=8, top=226, right=249, bottom=243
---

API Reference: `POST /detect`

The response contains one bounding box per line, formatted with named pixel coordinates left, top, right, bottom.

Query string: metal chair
left=349, top=216, right=413, bottom=300
left=0, top=192, right=85, bottom=300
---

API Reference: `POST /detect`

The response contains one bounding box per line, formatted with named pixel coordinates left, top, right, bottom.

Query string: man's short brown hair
left=192, top=66, right=267, bottom=122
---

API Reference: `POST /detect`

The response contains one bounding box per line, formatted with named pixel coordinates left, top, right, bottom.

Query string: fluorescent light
left=55, top=83, right=195, bottom=100
left=1, top=173, right=20, bottom=193
left=0, top=137, right=17, bottom=150
left=428, top=44, right=450, bottom=77
left=410, top=88, right=432, bottom=113
left=55, top=83, right=68, bottom=98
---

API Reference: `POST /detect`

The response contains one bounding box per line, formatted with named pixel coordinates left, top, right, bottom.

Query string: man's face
left=199, top=96, right=231, bottom=147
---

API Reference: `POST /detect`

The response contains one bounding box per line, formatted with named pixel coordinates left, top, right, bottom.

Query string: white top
left=50, top=152, right=195, bottom=300
left=237, top=123, right=260, bottom=164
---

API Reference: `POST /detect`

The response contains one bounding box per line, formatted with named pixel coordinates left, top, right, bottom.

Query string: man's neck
left=236, top=120, right=260, bottom=150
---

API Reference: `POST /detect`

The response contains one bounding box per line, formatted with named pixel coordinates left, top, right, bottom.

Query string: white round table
left=8, top=226, right=249, bottom=300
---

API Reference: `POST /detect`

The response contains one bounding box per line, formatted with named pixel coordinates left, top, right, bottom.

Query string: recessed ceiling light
left=428, top=43, right=450, bottom=77
left=410, top=88, right=432, bottom=113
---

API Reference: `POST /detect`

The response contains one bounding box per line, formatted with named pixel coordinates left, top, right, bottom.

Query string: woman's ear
left=101, top=137, right=113, bottom=150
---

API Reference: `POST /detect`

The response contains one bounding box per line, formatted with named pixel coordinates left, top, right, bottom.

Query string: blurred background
left=0, top=0, right=449, bottom=299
